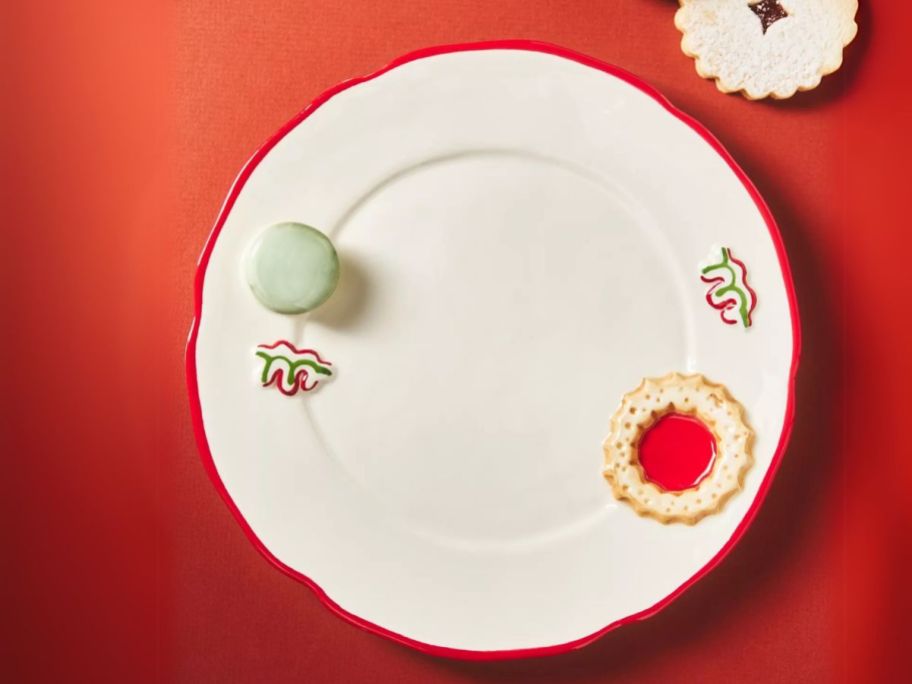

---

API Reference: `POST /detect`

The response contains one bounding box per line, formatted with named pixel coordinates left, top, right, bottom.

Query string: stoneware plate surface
left=187, top=41, right=800, bottom=659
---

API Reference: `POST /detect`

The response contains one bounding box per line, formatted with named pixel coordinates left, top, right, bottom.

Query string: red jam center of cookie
left=750, top=0, right=788, bottom=34
left=638, top=413, right=716, bottom=491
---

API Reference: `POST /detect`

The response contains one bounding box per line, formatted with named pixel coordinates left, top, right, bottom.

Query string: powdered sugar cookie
left=675, top=0, right=858, bottom=99
left=603, top=373, right=754, bottom=524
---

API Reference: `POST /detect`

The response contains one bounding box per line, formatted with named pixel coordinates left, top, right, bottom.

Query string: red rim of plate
left=185, top=40, right=802, bottom=661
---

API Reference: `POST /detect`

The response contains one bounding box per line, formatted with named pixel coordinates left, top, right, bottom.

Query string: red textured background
left=3, top=1, right=910, bottom=681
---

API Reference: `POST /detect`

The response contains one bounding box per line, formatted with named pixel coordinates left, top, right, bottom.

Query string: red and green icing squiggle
left=255, top=340, right=333, bottom=395
left=700, top=247, right=757, bottom=328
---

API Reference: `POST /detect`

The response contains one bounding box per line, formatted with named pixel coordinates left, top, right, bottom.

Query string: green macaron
left=245, top=222, right=340, bottom=314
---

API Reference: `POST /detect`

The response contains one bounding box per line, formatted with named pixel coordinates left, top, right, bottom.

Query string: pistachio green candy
left=245, top=222, right=340, bottom=314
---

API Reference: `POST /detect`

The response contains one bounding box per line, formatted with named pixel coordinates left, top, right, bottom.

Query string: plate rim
left=185, top=39, right=802, bottom=660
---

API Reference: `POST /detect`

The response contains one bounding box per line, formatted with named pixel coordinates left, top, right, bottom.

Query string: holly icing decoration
left=700, top=246, right=757, bottom=328
left=255, top=340, right=333, bottom=395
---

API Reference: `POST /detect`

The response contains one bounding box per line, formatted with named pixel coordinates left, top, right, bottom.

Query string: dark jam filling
left=750, top=0, right=789, bottom=34
left=637, top=413, right=717, bottom=492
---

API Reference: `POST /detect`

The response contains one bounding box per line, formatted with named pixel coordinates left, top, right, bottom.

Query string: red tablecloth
left=4, top=1, right=910, bottom=681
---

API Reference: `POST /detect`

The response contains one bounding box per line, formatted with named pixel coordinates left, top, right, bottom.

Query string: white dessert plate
left=187, top=41, right=800, bottom=659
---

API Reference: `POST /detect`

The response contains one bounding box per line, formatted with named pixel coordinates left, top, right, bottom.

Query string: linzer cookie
left=675, top=0, right=859, bottom=99
left=602, top=373, right=753, bottom=524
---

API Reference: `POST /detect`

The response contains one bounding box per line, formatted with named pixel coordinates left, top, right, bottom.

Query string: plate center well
left=308, top=151, right=691, bottom=545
